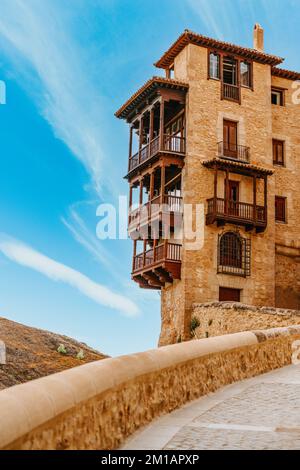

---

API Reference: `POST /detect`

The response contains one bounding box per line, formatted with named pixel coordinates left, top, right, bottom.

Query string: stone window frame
left=271, top=87, right=285, bottom=106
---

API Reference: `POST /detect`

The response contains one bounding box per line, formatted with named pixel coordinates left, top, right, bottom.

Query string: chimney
left=253, top=23, right=264, bottom=52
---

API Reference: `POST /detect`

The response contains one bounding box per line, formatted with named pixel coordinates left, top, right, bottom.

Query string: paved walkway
left=122, top=364, right=300, bottom=450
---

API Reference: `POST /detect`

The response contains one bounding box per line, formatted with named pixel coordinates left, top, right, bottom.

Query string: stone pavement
left=121, top=364, right=300, bottom=450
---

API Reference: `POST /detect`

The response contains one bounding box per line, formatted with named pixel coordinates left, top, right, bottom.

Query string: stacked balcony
left=116, top=77, right=188, bottom=290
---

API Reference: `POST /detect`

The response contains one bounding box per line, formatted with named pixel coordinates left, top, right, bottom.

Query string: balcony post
left=253, top=175, right=257, bottom=222
left=160, top=164, right=165, bottom=205
left=129, top=125, right=133, bottom=160
left=159, top=98, right=165, bottom=151
left=153, top=238, right=157, bottom=262
left=132, top=240, right=137, bottom=272
left=129, top=184, right=133, bottom=225
left=264, top=175, right=268, bottom=222
left=149, top=106, right=154, bottom=143
left=225, top=169, right=229, bottom=214
left=164, top=239, right=168, bottom=260
left=138, top=116, right=144, bottom=164
left=143, top=239, right=147, bottom=268
left=213, top=164, right=218, bottom=215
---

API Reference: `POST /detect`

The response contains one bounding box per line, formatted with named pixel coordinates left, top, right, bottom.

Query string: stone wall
left=193, top=302, right=300, bottom=339
left=271, top=73, right=300, bottom=311
left=0, top=325, right=300, bottom=450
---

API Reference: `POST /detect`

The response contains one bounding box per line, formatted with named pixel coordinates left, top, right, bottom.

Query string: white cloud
left=0, top=0, right=105, bottom=195
left=0, top=235, right=139, bottom=318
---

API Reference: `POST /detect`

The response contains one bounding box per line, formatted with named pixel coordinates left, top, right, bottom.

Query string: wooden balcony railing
left=207, top=198, right=266, bottom=225
left=133, top=242, right=182, bottom=274
left=223, top=83, right=240, bottom=102
left=128, top=134, right=185, bottom=172
left=217, top=142, right=250, bottom=163
left=129, top=195, right=183, bottom=230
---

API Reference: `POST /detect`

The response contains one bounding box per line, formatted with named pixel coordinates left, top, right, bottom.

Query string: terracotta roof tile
left=155, top=30, right=284, bottom=69
left=202, top=157, right=274, bottom=176
left=272, top=66, right=300, bottom=81
left=115, top=76, right=188, bottom=120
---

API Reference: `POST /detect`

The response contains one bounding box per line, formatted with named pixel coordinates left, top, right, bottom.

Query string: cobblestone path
left=122, top=365, right=300, bottom=450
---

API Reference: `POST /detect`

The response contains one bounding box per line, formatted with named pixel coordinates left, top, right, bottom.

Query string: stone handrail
left=0, top=325, right=300, bottom=450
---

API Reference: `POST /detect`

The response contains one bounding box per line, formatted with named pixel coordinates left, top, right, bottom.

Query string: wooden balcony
left=128, top=134, right=185, bottom=175
left=206, top=198, right=267, bottom=232
left=217, top=142, right=250, bottom=164
left=222, top=83, right=240, bottom=103
left=129, top=194, right=183, bottom=238
left=132, top=241, right=181, bottom=289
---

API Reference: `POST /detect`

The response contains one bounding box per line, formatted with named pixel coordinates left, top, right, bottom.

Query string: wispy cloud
left=0, top=234, right=139, bottom=317
left=61, top=204, right=123, bottom=281
left=0, top=0, right=105, bottom=195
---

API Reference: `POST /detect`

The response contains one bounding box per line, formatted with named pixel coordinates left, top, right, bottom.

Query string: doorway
left=223, top=120, right=238, bottom=158
left=227, top=180, right=240, bottom=217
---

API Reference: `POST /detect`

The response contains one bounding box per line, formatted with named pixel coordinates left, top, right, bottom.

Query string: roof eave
left=154, top=30, right=284, bottom=69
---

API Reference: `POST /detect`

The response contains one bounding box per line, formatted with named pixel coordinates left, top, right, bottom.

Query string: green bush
left=190, top=316, right=200, bottom=337
left=57, top=344, right=67, bottom=355
left=76, top=349, right=85, bottom=360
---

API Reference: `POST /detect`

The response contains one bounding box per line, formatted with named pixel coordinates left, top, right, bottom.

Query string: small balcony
left=222, top=83, right=240, bottom=103
left=217, top=142, right=250, bottom=164
left=129, top=194, right=183, bottom=238
left=128, top=134, right=185, bottom=174
left=206, top=198, right=267, bottom=232
left=132, top=241, right=181, bottom=289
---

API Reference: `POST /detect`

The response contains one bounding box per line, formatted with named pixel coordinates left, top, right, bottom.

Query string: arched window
left=218, top=232, right=251, bottom=276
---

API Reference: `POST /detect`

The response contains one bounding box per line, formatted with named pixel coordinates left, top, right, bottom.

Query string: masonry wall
left=192, top=302, right=300, bottom=339
left=1, top=326, right=300, bottom=450
left=160, top=43, right=277, bottom=345
left=271, top=75, right=300, bottom=310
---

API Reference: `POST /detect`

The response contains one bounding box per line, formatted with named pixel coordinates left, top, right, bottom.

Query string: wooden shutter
left=223, top=120, right=237, bottom=158
left=275, top=196, right=286, bottom=222
left=273, top=140, right=284, bottom=165
left=219, top=287, right=241, bottom=302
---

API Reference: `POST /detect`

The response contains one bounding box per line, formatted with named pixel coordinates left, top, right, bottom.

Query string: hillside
left=0, top=317, right=107, bottom=390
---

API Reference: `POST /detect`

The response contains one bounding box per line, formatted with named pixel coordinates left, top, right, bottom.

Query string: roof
left=202, top=157, right=274, bottom=177
left=115, top=76, right=189, bottom=120
left=155, top=30, right=284, bottom=69
left=272, top=66, right=300, bottom=81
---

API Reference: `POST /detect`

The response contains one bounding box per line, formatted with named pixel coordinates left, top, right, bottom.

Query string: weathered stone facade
left=159, top=29, right=300, bottom=345
left=192, top=302, right=300, bottom=339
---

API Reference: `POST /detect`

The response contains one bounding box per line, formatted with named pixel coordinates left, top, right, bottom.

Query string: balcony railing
left=217, top=142, right=250, bottom=163
left=207, top=198, right=266, bottom=225
left=133, top=242, right=182, bottom=274
left=128, top=134, right=185, bottom=172
left=129, top=195, right=183, bottom=233
left=223, top=83, right=240, bottom=102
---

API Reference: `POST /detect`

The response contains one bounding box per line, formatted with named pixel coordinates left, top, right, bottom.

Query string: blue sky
left=0, top=0, right=299, bottom=356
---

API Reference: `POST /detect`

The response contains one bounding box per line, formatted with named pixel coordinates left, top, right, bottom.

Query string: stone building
left=116, top=25, right=300, bottom=344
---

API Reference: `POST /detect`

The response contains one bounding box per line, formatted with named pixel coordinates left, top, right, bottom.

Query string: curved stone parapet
left=0, top=325, right=300, bottom=450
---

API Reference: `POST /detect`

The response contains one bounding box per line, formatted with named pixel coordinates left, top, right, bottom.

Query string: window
left=219, top=287, right=241, bottom=302
left=209, top=52, right=220, bottom=79
left=223, top=56, right=237, bottom=85
left=240, top=62, right=251, bottom=87
left=218, top=232, right=251, bottom=277
left=275, top=196, right=287, bottom=222
left=273, top=139, right=285, bottom=166
left=271, top=88, right=284, bottom=106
